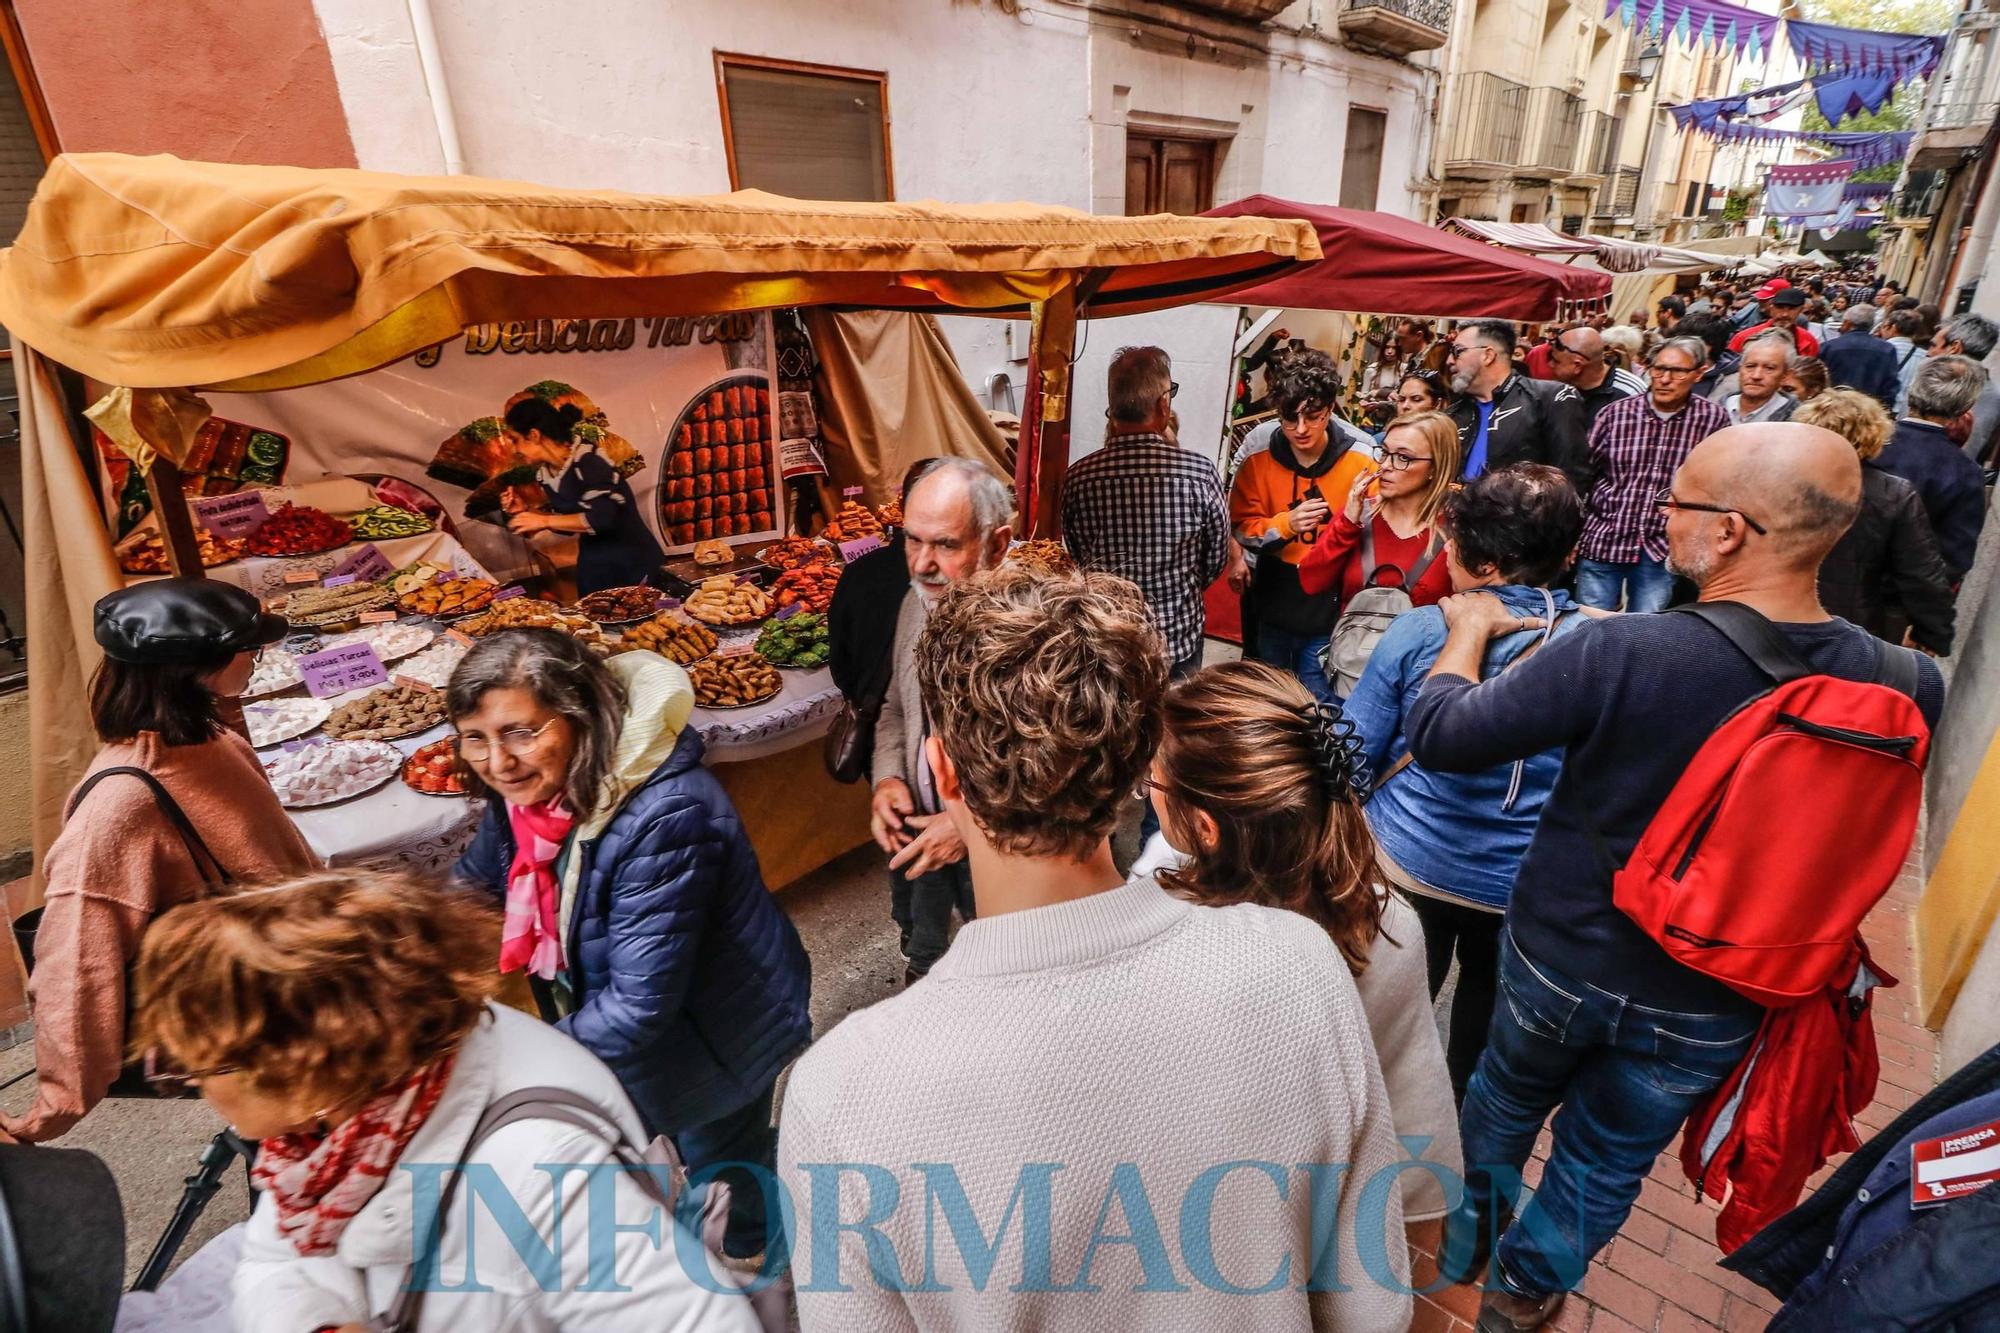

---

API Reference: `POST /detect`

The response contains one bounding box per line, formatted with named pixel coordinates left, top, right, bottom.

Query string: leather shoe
left=1476, top=1288, right=1566, bottom=1331
left=1436, top=1196, right=1514, bottom=1285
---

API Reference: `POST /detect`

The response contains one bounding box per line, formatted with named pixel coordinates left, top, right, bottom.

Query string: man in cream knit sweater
left=778, top=567, right=1410, bottom=1332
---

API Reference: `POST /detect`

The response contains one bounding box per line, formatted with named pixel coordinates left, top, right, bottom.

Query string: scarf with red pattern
left=501, top=797, right=575, bottom=979
left=252, top=1054, right=457, bottom=1257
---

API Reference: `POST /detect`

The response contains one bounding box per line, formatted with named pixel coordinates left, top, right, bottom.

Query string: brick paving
left=1410, top=859, right=1937, bottom=1331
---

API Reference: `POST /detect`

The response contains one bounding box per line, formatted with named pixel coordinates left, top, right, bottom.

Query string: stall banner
left=187, top=314, right=779, bottom=580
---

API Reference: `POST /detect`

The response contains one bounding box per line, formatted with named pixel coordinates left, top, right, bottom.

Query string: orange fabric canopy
left=0, top=154, right=1320, bottom=390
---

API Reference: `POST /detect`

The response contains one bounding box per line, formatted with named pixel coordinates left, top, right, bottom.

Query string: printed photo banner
left=193, top=314, right=783, bottom=579
left=1765, top=159, right=1858, bottom=223
left=1785, top=18, right=1944, bottom=79
left=1605, top=0, right=1779, bottom=60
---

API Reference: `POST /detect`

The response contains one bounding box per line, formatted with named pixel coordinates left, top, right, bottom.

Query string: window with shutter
left=1124, top=134, right=1218, bottom=215
left=1340, top=109, right=1386, bottom=211
left=717, top=55, right=892, bottom=202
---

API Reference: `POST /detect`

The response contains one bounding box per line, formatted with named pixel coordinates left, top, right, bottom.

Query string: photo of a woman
left=502, top=396, right=666, bottom=593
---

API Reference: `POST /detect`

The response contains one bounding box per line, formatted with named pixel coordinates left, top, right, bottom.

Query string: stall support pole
left=144, top=457, right=204, bottom=577
left=1024, top=283, right=1078, bottom=539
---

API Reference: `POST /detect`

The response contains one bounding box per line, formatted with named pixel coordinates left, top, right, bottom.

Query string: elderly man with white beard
left=869, top=458, right=1016, bottom=983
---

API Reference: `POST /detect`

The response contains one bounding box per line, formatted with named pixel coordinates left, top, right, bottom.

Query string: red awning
left=1204, top=196, right=1612, bottom=321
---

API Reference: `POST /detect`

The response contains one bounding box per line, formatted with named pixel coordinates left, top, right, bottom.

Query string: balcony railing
left=1166, top=0, right=1294, bottom=21
left=1444, top=73, right=1531, bottom=172
left=1337, top=0, right=1451, bottom=55
left=1573, top=111, right=1615, bottom=180
left=1523, top=87, right=1587, bottom=176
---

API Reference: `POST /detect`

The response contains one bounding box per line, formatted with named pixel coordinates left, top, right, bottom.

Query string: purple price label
left=656, top=596, right=683, bottom=610
left=280, top=735, right=327, bottom=753
left=842, top=486, right=864, bottom=498
left=297, top=642, right=389, bottom=698
left=838, top=536, right=884, bottom=563
left=322, top=574, right=357, bottom=588
left=329, top=542, right=394, bottom=584
left=191, top=491, right=271, bottom=539
left=493, top=585, right=527, bottom=602
left=774, top=603, right=803, bottom=620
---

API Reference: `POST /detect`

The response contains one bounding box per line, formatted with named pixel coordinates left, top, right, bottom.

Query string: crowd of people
left=2, top=260, right=1991, bottom=1333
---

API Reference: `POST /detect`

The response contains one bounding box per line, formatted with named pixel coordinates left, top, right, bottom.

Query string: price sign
left=282, top=569, right=321, bottom=586
left=717, top=643, right=759, bottom=658
left=322, top=574, right=357, bottom=589
left=280, top=735, right=327, bottom=753
left=392, top=674, right=439, bottom=694
left=329, top=543, right=394, bottom=583
left=493, top=585, right=527, bottom=602
left=842, top=486, right=864, bottom=498
left=838, top=536, right=884, bottom=563
left=656, top=596, right=683, bottom=611
left=446, top=628, right=475, bottom=646
left=774, top=603, right=803, bottom=620
left=297, top=642, right=388, bottom=698
left=357, top=610, right=397, bottom=625
left=191, top=491, right=271, bottom=539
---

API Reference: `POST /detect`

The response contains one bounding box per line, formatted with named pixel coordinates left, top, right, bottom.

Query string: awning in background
left=1443, top=217, right=1738, bottom=276
left=1439, top=217, right=1603, bottom=260
left=1206, top=197, right=1612, bottom=320
left=0, top=154, right=1319, bottom=392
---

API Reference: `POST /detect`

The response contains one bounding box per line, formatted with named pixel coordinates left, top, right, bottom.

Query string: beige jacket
left=870, top=588, right=931, bottom=805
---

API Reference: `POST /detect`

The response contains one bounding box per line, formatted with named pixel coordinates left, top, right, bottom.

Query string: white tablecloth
left=689, top=619, right=842, bottom=763
left=281, top=714, right=485, bottom=875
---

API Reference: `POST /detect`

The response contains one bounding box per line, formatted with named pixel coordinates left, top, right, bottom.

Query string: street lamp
left=1634, top=41, right=1664, bottom=87
left=1629, top=40, right=1668, bottom=236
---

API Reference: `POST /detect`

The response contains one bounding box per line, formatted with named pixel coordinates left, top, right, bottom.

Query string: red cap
left=1752, top=279, right=1792, bottom=300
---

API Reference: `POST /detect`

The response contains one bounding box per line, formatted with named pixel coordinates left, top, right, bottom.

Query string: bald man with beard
left=1406, top=424, right=1947, bottom=1330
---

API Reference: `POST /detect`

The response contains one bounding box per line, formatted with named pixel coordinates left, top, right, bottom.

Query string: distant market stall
left=1, top=153, right=1319, bottom=894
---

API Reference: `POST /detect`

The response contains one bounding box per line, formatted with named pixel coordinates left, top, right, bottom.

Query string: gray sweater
left=778, top=877, right=1411, bottom=1332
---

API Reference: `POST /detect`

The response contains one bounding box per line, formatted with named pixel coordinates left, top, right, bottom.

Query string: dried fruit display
left=396, top=578, right=498, bottom=619
left=821, top=500, right=884, bottom=543
left=876, top=497, right=904, bottom=528
left=264, top=740, right=402, bottom=808
left=758, top=537, right=837, bottom=572
left=280, top=581, right=396, bottom=628
left=245, top=504, right=353, bottom=557
left=401, top=738, right=469, bottom=797
left=769, top=564, right=841, bottom=614
left=389, top=561, right=454, bottom=595
left=684, top=575, right=772, bottom=626
left=344, top=504, right=434, bottom=540
left=614, top=615, right=717, bottom=664
left=454, top=598, right=604, bottom=645
left=243, top=696, right=331, bottom=748
left=755, top=612, right=830, bottom=668
left=575, top=585, right=660, bottom=624
left=324, top=682, right=447, bottom=742
left=1008, top=539, right=1076, bottom=575
left=689, top=652, right=782, bottom=708
left=658, top=374, right=776, bottom=547
left=116, top=527, right=246, bottom=574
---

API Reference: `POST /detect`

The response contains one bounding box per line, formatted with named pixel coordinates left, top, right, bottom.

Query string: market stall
left=2, top=153, right=1320, bottom=897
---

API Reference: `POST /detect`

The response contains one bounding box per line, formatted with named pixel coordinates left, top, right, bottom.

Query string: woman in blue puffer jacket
left=1342, top=463, right=1595, bottom=1105
left=448, top=628, right=812, bottom=1261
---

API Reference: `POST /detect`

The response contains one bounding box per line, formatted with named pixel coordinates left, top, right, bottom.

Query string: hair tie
left=1297, top=701, right=1370, bottom=805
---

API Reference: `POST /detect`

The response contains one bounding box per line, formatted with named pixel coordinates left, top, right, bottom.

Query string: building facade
left=1883, top=0, right=2000, bottom=315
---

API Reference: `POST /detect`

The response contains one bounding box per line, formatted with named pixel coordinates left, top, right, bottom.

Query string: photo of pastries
left=656, top=372, right=777, bottom=550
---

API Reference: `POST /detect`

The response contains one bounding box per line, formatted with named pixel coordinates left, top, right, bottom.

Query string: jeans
left=674, top=1082, right=781, bottom=1259
left=1248, top=625, right=1337, bottom=706
left=1408, top=893, right=1504, bottom=1106
left=1139, top=645, right=1206, bottom=844
left=1453, top=930, right=1759, bottom=1296
left=890, top=858, right=975, bottom=975
left=1574, top=556, right=1677, bottom=612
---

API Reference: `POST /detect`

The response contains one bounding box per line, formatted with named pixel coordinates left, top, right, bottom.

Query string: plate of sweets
left=689, top=652, right=782, bottom=709
left=263, top=740, right=402, bottom=809
left=243, top=696, right=331, bottom=748
left=401, top=738, right=470, bottom=797
left=613, top=615, right=717, bottom=665
left=574, top=585, right=661, bottom=625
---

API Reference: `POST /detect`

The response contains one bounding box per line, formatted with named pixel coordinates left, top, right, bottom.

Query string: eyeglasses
left=1445, top=343, right=1483, bottom=361
left=1166, top=382, right=1180, bottom=400
left=1380, top=450, right=1433, bottom=471
left=454, top=718, right=559, bottom=763
left=1653, top=487, right=1768, bottom=535
left=142, top=1049, right=241, bottom=1094
left=1647, top=363, right=1701, bottom=379
left=1280, top=402, right=1333, bottom=425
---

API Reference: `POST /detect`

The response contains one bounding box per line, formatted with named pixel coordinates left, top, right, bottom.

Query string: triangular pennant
left=1647, top=0, right=1665, bottom=37
left=1724, top=18, right=1739, bottom=53
left=1698, top=13, right=1716, bottom=47
left=1674, top=6, right=1691, bottom=45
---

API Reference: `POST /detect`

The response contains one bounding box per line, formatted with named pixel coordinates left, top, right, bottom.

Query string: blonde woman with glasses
left=1298, top=409, right=1462, bottom=614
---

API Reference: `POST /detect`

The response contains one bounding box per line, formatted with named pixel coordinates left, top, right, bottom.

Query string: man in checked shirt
left=1063, top=346, right=1232, bottom=844
left=1575, top=334, right=1731, bottom=612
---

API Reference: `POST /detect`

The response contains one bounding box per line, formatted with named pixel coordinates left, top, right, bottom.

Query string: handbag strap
left=378, top=1086, right=674, bottom=1333
left=65, top=767, right=229, bottom=889
left=1361, top=519, right=1441, bottom=591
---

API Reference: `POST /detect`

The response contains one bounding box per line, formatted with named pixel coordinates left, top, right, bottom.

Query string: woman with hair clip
left=1391, top=370, right=1454, bottom=418
left=1144, top=659, right=1461, bottom=1236
left=2, top=579, right=318, bottom=1144
left=502, top=395, right=666, bottom=594
left=1296, top=410, right=1461, bottom=614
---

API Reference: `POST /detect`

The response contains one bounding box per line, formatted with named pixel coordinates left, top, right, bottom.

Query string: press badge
left=1910, top=1118, right=2000, bottom=1208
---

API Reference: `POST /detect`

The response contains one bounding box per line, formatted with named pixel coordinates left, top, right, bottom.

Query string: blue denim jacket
left=1344, top=584, right=1583, bottom=909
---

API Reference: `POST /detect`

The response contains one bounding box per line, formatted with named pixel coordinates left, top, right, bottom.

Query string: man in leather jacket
left=1445, top=318, right=1593, bottom=496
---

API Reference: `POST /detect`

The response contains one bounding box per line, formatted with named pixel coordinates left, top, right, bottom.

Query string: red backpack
left=1614, top=601, right=1930, bottom=1007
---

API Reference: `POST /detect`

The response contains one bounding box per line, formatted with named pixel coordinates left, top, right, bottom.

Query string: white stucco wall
left=312, top=0, right=1433, bottom=470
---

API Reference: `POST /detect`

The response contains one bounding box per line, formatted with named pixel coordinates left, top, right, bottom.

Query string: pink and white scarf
left=501, top=797, right=575, bottom=979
